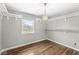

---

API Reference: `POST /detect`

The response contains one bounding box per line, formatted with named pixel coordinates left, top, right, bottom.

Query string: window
left=22, top=19, right=34, bottom=33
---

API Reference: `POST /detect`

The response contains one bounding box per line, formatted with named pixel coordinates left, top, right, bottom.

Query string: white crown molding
left=49, top=11, right=79, bottom=21
left=0, top=3, right=22, bottom=18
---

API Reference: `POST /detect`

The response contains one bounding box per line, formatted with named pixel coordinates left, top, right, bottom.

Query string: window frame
left=22, top=19, right=34, bottom=34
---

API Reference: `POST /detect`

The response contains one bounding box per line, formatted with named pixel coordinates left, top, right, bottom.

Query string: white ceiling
left=5, top=3, right=79, bottom=17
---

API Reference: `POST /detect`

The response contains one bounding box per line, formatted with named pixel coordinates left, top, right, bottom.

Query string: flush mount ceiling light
left=42, top=3, right=48, bottom=21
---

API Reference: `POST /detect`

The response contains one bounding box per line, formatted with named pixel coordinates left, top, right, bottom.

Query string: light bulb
left=42, top=16, right=48, bottom=21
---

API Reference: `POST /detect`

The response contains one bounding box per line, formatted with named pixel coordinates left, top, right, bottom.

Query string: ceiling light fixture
left=42, top=3, right=48, bottom=21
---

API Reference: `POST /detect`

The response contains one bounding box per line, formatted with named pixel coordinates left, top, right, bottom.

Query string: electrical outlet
left=74, top=43, right=77, bottom=46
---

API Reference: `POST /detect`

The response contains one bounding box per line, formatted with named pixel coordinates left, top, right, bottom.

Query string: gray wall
left=46, top=14, right=79, bottom=49
left=0, top=15, right=2, bottom=50
left=2, top=15, right=45, bottom=49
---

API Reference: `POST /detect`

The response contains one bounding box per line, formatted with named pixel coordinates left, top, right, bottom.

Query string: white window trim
left=22, top=19, right=34, bottom=34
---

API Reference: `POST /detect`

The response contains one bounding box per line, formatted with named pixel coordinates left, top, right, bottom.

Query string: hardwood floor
left=1, top=40, right=79, bottom=55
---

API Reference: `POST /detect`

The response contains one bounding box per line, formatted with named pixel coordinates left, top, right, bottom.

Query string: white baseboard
left=0, top=39, right=46, bottom=53
left=47, top=38, right=79, bottom=51
left=1, top=38, right=79, bottom=54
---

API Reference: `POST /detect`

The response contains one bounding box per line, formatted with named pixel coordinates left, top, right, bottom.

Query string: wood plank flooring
left=1, top=40, right=79, bottom=55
